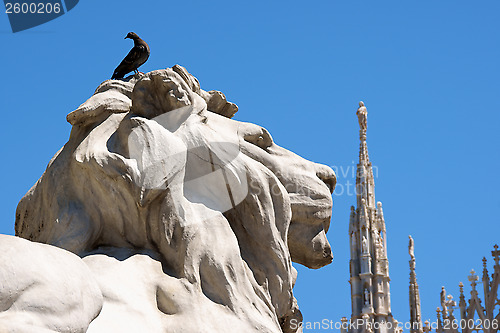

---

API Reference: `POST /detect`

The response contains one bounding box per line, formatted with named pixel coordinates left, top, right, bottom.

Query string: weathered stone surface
left=0, top=235, right=102, bottom=333
left=172, top=64, right=238, bottom=118
left=9, top=66, right=335, bottom=332
left=84, top=247, right=280, bottom=333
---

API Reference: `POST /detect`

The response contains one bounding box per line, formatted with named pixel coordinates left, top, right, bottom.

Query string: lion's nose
left=316, top=165, right=336, bottom=194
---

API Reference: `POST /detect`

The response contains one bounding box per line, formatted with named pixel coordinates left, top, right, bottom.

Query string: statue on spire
left=362, top=236, right=368, bottom=254
left=409, top=235, right=415, bottom=260
left=346, top=101, right=397, bottom=330
left=409, top=235, right=423, bottom=333
left=357, top=101, right=368, bottom=132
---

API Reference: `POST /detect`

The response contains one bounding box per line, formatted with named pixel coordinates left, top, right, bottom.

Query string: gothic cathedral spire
left=348, top=102, right=398, bottom=333
left=409, top=236, right=423, bottom=333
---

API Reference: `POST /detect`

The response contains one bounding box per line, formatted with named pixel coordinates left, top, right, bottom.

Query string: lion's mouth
left=287, top=197, right=334, bottom=269
left=287, top=190, right=333, bottom=259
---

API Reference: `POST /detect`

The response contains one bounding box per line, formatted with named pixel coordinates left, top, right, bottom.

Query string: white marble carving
left=4, top=66, right=336, bottom=333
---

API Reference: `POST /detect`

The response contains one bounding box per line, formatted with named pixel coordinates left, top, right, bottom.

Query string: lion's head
left=15, top=66, right=335, bottom=333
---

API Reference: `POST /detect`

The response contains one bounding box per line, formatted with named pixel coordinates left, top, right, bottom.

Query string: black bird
left=111, top=32, right=150, bottom=80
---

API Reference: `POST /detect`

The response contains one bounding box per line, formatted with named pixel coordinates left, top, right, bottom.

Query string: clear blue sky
left=1, top=0, right=499, bottom=329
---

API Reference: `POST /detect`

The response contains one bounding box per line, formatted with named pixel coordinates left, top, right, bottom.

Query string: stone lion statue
left=4, top=66, right=336, bottom=333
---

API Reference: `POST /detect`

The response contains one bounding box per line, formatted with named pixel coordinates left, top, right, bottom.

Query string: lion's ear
left=241, top=124, right=274, bottom=151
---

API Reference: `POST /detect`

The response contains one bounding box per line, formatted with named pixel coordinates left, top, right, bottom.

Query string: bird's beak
left=124, top=36, right=128, bottom=39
